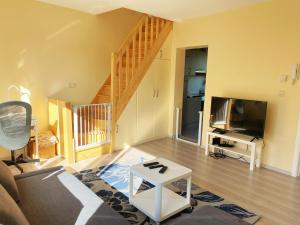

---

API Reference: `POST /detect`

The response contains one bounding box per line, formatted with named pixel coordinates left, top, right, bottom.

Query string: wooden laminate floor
left=17, top=138, right=300, bottom=225
left=136, top=138, right=300, bottom=225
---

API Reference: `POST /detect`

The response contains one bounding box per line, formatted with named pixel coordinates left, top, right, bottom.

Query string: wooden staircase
left=92, top=14, right=173, bottom=149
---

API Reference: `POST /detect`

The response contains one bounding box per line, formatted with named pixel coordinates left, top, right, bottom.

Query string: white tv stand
left=205, top=131, right=264, bottom=171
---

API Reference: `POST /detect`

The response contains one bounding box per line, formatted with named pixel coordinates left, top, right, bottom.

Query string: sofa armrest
left=14, top=166, right=64, bottom=180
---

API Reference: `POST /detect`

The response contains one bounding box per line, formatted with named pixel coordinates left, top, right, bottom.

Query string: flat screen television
left=210, top=97, right=267, bottom=138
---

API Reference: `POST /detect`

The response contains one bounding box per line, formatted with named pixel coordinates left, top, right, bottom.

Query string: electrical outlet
left=68, top=82, right=77, bottom=88
left=279, top=74, right=288, bottom=82
left=278, top=90, right=285, bottom=97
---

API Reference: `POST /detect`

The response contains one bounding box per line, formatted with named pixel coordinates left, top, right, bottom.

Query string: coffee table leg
left=155, top=184, right=162, bottom=222
left=129, top=171, right=133, bottom=201
left=187, top=175, right=191, bottom=205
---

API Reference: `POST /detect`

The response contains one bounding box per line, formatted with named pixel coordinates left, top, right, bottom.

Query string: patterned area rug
left=74, top=163, right=260, bottom=225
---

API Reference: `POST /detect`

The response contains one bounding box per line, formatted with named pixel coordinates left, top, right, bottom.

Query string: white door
left=136, top=65, right=156, bottom=143
left=154, top=59, right=170, bottom=138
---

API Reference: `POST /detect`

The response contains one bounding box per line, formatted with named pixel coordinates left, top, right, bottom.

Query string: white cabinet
left=116, top=34, right=172, bottom=149
left=136, top=65, right=156, bottom=142
left=136, top=58, right=171, bottom=143
left=154, top=59, right=170, bottom=138
left=155, top=34, right=172, bottom=60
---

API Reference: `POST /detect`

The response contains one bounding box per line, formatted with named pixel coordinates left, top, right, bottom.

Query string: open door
left=177, top=48, right=208, bottom=144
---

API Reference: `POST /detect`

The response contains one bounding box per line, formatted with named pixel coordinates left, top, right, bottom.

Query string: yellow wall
left=0, top=0, right=142, bottom=159
left=169, top=0, right=300, bottom=173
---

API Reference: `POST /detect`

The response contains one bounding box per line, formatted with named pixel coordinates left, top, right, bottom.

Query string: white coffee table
left=129, top=158, right=192, bottom=224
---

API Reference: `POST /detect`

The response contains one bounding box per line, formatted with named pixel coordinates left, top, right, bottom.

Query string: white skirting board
left=115, top=135, right=170, bottom=151
left=262, top=164, right=291, bottom=176
left=177, top=138, right=201, bottom=147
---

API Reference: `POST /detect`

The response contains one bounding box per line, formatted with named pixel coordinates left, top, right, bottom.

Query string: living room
left=0, top=0, right=299, bottom=225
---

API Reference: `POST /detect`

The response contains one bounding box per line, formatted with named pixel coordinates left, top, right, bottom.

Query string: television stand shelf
left=205, top=131, right=264, bottom=171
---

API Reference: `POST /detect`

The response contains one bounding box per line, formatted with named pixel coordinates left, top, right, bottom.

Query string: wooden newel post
left=110, top=52, right=118, bottom=153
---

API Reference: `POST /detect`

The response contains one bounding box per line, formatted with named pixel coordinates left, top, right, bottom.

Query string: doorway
left=179, top=48, right=208, bottom=143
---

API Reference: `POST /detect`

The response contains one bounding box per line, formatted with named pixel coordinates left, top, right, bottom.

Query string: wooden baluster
left=84, top=106, right=87, bottom=145
left=94, top=105, right=96, bottom=143
left=138, top=24, right=142, bottom=65
left=90, top=106, right=93, bottom=144
left=159, top=19, right=162, bottom=31
left=93, top=106, right=95, bottom=144
left=80, top=107, right=82, bottom=146
left=104, top=105, right=108, bottom=141
left=132, top=34, right=136, bottom=79
left=118, top=56, right=122, bottom=98
left=144, top=16, right=148, bottom=56
left=90, top=105, right=94, bottom=143
left=116, top=59, right=120, bottom=102
left=97, top=104, right=99, bottom=143
left=110, top=53, right=118, bottom=152
left=156, top=17, right=159, bottom=38
left=87, top=106, right=89, bottom=144
left=150, top=16, right=154, bottom=47
left=78, top=108, right=80, bottom=147
left=126, top=46, right=129, bottom=88
left=100, top=104, right=103, bottom=143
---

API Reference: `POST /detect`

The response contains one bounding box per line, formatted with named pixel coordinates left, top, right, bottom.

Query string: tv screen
left=210, top=97, right=267, bottom=138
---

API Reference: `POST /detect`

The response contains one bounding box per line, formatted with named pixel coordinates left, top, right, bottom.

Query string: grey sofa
left=1, top=163, right=251, bottom=225
left=14, top=166, right=130, bottom=225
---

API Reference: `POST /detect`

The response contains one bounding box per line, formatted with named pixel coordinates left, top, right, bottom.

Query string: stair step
left=104, top=79, right=111, bottom=85
left=95, top=94, right=110, bottom=103
left=98, top=84, right=111, bottom=96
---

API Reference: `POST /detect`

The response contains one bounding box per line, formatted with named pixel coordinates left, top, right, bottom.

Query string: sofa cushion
left=0, top=185, right=30, bottom=225
left=0, top=160, right=20, bottom=202
left=16, top=168, right=130, bottom=225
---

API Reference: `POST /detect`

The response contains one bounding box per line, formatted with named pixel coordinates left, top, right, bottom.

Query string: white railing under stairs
left=73, top=103, right=111, bottom=151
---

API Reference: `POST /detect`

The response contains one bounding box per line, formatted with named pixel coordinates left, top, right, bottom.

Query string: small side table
left=205, top=131, right=264, bottom=171
left=129, top=158, right=192, bottom=224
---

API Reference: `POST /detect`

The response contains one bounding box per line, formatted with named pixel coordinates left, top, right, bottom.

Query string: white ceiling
left=37, top=0, right=268, bottom=21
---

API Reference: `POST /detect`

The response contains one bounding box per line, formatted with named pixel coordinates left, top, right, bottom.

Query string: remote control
left=149, top=164, right=164, bottom=169
left=159, top=166, right=168, bottom=174
left=143, top=162, right=159, bottom=167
